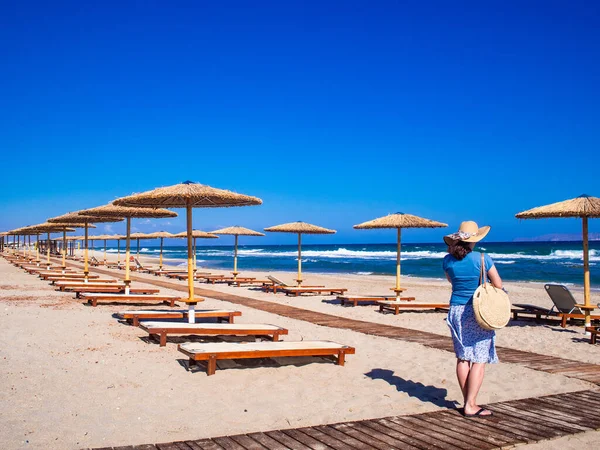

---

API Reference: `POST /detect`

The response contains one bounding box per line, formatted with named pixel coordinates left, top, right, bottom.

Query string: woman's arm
left=487, top=266, right=503, bottom=289
left=445, top=272, right=452, bottom=284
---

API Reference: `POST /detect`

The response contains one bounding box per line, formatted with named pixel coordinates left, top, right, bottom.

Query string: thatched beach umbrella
left=516, top=194, right=600, bottom=329
left=264, top=221, right=336, bottom=286
left=113, top=181, right=262, bottom=323
left=16, top=223, right=77, bottom=269
left=354, top=213, right=448, bottom=297
left=78, top=204, right=176, bottom=294
left=143, top=231, right=175, bottom=269
left=173, top=230, right=218, bottom=270
left=48, top=213, right=123, bottom=281
left=210, top=226, right=264, bottom=279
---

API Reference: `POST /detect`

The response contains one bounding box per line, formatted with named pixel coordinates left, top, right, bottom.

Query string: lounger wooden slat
left=54, top=281, right=120, bottom=290
left=117, top=309, right=241, bottom=326
left=51, top=277, right=117, bottom=285
left=282, top=287, right=348, bottom=297
left=39, top=272, right=92, bottom=280
left=79, top=294, right=181, bottom=307
left=337, top=295, right=413, bottom=306
left=227, top=279, right=274, bottom=287
left=139, top=322, right=288, bottom=347
left=204, top=276, right=256, bottom=285
left=178, top=340, right=355, bottom=376
left=262, top=284, right=325, bottom=294
left=164, top=272, right=211, bottom=280
left=378, top=301, right=449, bottom=315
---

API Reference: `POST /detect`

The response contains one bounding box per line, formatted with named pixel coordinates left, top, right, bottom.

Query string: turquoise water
left=103, top=241, right=600, bottom=287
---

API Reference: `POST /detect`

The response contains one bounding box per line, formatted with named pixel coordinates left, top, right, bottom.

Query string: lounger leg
left=92, top=299, right=97, bottom=307
left=591, top=332, right=597, bottom=345
left=337, top=350, right=346, bottom=366
left=272, top=332, right=280, bottom=342
left=228, top=314, right=234, bottom=324
left=207, top=355, right=217, bottom=376
left=394, top=306, right=400, bottom=315
left=561, top=315, right=568, bottom=328
left=159, top=331, right=167, bottom=347
left=132, top=316, right=140, bottom=327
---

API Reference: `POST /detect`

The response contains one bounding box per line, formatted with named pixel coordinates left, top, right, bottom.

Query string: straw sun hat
left=443, top=221, right=490, bottom=246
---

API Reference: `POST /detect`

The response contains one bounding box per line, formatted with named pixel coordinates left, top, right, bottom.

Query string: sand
left=1, top=253, right=599, bottom=449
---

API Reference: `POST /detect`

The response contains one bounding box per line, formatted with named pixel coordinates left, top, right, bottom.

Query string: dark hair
left=448, top=240, right=472, bottom=260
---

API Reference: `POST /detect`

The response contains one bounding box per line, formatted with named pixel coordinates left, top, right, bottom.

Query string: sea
left=101, top=241, right=600, bottom=288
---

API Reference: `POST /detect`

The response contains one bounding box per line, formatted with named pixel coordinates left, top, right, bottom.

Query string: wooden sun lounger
left=337, top=295, right=413, bottom=306
left=80, top=293, right=181, bottom=307
left=117, top=309, right=241, bottom=326
left=179, top=340, right=356, bottom=376
left=138, top=322, right=288, bottom=347
left=72, top=287, right=159, bottom=298
left=164, top=272, right=211, bottom=280
left=23, top=265, right=64, bottom=273
left=262, top=283, right=325, bottom=294
left=147, top=268, right=188, bottom=276
left=586, top=326, right=599, bottom=344
left=204, top=276, right=256, bottom=285
left=378, top=301, right=449, bottom=315
left=282, top=287, right=348, bottom=297
left=43, top=274, right=102, bottom=282
left=54, top=279, right=119, bottom=288
left=227, top=279, right=274, bottom=287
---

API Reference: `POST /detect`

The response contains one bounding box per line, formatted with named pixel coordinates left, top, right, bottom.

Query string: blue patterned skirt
left=446, top=303, right=498, bottom=364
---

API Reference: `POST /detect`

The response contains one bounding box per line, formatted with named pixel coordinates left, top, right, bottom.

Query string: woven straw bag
left=473, top=253, right=511, bottom=330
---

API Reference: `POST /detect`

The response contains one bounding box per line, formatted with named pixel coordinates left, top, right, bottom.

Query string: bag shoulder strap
left=479, top=252, right=487, bottom=287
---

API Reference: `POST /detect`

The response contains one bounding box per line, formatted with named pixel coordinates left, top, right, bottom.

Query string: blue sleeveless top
left=443, top=251, right=494, bottom=305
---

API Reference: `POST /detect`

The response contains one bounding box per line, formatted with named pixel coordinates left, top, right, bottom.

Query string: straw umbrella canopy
left=143, top=231, right=175, bottom=269
left=113, top=181, right=262, bottom=323
left=210, top=226, right=265, bottom=279
left=173, top=230, right=218, bottom=270
left=264, top=221, right=336, bottom=286
left=16, top=222, right=78, bottom=267
left=354, top=213, right=448, bottom=297
left=48, top=213, right=123, bottom=280
left=516, top=194, right=600, bottom=329
left=78, top=204, right=176, bottom=294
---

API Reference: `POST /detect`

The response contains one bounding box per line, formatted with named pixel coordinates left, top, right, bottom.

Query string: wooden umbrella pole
left=28, top=234, right=31, bottom=259
left=136, top=238, right=140, bottom=257
left=395, top=227, right=402, bottom=299
left=583, top=217, right=591, bottom=329
left=193, top=237, right=197, bottom=271
left=159, top=237, right=163, bottom=269
left=117, top=239, right=121, bottom=266
left=233, top=234, right=239, bottom=279
left=125, top=217, right=131, bottom=294
left=36, top=233, right=40, bottom=263
left=103, top=239, right=107, bottom=264
left=296, top=233, right=303, bottom=286
left=46, top=232, right=51, bottom=267
left=62, top=229, right=67, bottom=271
left=83, top=223, right=89, bottom=281
left=186, top=202, right=196, bottom=323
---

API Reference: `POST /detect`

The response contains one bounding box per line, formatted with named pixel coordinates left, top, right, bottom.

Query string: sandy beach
left=1, top=252, right=599, bottom=449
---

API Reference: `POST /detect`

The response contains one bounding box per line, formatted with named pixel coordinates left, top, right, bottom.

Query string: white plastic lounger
left=178, top=340, right=356, bottom=376
left=117, top=309, right=242, bottom=326
left=138, top=322, right=288, bottom=347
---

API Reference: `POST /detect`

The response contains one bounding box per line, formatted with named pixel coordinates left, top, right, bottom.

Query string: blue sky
left=1, top=1, right=598, bottom=245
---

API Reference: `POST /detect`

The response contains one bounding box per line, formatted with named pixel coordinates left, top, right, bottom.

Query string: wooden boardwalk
left=68, top=261, right=600, bottom=386
left=88, top=389, right=600, bottom=449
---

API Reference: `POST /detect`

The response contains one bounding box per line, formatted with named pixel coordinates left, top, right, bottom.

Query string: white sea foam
left=495, top=260, right=516, bottom=264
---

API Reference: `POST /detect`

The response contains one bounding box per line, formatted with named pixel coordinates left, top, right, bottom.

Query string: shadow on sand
left=365, top=368, right=458, bottom=409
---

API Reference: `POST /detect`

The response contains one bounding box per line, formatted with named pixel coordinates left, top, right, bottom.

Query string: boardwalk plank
left=359, top=420, right=437, bottom=450
left=245, top=433, right=288, bottom=450
left=329, top=423, right=392, bottom=450
left=281, top=429, right=334, bottom=450
left=373, top=418, right=449, bottom=449
left=313, top=425, right=378, bottom=450
left=211, top=437, right=246, bottom=450
left=189, top=439, right=225, bottom=450
left=264, top=430, right=307, bottom=449
left=490, top=403, right=584, bottom=434
left=294, top=428, right=356, bottom=450
left=399, top=416, right=483, bottom=449
left=344, top=422, right=414, bottom=450
left=229, top=435, right=269, bottom=450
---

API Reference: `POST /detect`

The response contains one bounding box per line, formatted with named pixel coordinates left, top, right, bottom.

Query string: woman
left=443, top=221, right=503, bottom=418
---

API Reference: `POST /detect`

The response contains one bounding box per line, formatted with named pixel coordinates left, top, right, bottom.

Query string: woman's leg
left=456, top=359, right=470, bottom=401
left=464, top=363, right=492, bottom=415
